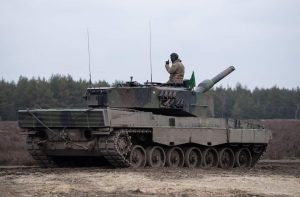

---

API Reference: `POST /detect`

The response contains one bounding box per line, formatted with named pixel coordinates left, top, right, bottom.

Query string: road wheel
left=203, top=147, right=219, bottom=168
left=129, top=145, right=146, bottom=168
left=219, top=147, right=235, bottom=169
left=184, top=147, right=202, bottom=168
left=235, top=148, right=252, bottom=168
left=166, top=147, right=184, bottom=167
left=146, top=146, right=166, bottom=168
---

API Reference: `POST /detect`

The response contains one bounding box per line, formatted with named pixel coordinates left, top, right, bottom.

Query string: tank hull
left=19, top=108, right=271, bottom=168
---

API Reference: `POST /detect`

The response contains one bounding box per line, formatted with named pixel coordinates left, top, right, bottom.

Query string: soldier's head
left=170, top=53, right=179, bottom=63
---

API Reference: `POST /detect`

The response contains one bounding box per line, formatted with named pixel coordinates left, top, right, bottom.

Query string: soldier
left=165, top=53, right=185, bottom=84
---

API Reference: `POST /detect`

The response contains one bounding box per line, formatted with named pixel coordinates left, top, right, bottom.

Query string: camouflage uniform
left=165, top=59, right=185, bottom=83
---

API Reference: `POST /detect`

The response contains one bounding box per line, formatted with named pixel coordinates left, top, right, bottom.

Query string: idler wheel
left=235, top=148, right=252, bottom=168
left=129, top=145, right=146, bottom=168
left=146, top=146, right=166, bottom=168
left=166, top=147, right=184, bottom=167
left=203, top=147, right=219, bottom=168
left=252, top=145, right=265, bottom=154
left=218, top=148, right=235, bottom=169
left=184, top=147, right=202, bottom=168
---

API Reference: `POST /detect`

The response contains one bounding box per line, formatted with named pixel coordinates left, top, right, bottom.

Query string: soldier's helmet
left=170, top=53, right=179, bottom=62
left=170, top=53, right=179, bottom=59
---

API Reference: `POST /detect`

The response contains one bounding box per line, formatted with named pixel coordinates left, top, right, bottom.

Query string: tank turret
left=84, top=66, right=235, bottom=117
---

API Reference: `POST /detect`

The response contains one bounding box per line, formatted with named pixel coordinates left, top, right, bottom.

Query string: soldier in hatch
left=165, top=53, right=185, bottom=84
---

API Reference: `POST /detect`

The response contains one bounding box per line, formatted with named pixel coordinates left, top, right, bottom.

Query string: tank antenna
left=87, top=28, right=92, bottom=86
left=149, top=22, right=153, bottom=83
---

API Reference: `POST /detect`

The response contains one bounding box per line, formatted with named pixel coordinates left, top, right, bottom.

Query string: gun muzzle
left=195, top=66, right=235, bottom=93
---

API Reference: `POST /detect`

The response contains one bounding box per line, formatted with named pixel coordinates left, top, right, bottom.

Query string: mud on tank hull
left=19, top=108, right=272, bottom=169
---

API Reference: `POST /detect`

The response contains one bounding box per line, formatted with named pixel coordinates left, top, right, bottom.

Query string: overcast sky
left=1, top=0, right=300, bottom=89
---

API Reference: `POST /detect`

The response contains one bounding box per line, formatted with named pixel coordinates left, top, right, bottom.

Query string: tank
left=18, top=66, right=272, bottom=169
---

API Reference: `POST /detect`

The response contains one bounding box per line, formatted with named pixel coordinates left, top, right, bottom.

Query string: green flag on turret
left=188, top=71, right=196, bottom=89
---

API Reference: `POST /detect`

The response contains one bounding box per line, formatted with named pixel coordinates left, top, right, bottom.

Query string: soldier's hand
left=165, top=60, right=169, bottom=65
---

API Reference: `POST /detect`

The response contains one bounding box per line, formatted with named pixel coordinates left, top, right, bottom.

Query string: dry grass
left=0, top=121, right=35, bottom=165
left=261, top=119, right=300, bottom=159
left=0, top=120, right=299, bottom=165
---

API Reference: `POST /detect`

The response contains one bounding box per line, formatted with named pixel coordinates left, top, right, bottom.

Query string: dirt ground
left=0, top=160, right=299, bottom=197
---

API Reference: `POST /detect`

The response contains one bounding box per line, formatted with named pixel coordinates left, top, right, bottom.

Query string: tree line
left=211, top=83, right=300, bottom=119
left=0, top=75, right=299, bottom=120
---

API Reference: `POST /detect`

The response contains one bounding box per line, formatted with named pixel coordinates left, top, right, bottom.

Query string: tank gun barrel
left=195, top=66, right=235, bottom=93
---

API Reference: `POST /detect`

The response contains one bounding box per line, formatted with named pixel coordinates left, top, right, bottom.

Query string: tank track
left=99, top=129, right=151, bottom=168
left=98, top=129, right=266, bottom=168
left=26, top=135, right=56, bottom=168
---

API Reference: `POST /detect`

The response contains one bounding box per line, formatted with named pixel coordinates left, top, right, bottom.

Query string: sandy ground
left=0, top=160, right=299, bottom=197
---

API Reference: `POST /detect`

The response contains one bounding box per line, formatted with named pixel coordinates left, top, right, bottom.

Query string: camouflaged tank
left=18, top=66, right=272, bottom=168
